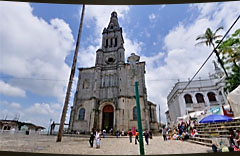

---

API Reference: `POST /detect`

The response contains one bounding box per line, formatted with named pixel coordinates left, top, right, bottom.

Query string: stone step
left=196, top=121, right=240, bottom=128
left=196, top=125, right=240, bottom=130
left=195, top=134, right=230, bottom=138
left=197, top=130, right=229, bottom=134
left=190, top=136, right=212, bottom=144
left=187, top=139, right=212, bottom=147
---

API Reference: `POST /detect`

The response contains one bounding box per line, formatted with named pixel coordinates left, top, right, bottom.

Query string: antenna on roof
left=4, top=113, right=8, bottom=120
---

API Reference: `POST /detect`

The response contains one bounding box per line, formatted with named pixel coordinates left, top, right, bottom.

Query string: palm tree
left=217, top=28, right=240, bottom=92
left=218, top=28, right=240, bottom=67
left=56, top=4, right=85, bottom=142
left=196, top=27, right=229, bottom=77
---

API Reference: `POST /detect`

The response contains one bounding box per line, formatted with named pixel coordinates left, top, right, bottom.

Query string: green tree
left=217, top=28, right=240, bottom=92
left=196, top=27, right=229, bottom=77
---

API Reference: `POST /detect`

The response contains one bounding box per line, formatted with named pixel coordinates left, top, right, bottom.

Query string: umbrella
left=199, top=114, right=233, bottom=123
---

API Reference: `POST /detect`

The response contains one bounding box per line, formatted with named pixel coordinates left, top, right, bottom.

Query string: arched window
left=115, top=38, right=117, bottom=47
left=114, top=76, right=117, bottom=86
left=208, top=92, right=217, bottom=102
left=102, top=77, right=105, bottom=87
left=196, top=93, right=205, bottom=103
left=184, top=94, right=193, bottom=104
left=106, top=39, right=108, bottom=47
left=110, top=38, right=113, bottom=47
left=82, top=79, right=89, bottom=89
left=108, top=75, right=111, bottom=86
left=133, top=106, right=137, bottom=121
left=78, top=108, right=85, bottom=120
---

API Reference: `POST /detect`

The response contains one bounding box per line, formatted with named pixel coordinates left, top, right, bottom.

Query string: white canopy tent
left=227, top=85, right=240, bottom=118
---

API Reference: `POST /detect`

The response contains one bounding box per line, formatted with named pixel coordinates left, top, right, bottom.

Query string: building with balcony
left=166, top=61, right=228, bottom=125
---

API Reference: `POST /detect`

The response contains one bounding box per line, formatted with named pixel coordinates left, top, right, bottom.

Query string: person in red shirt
left=135, top=130, right=139, bottom=144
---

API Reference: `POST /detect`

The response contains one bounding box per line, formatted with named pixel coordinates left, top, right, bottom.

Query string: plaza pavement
left=0, top=133, right=211, bottom=155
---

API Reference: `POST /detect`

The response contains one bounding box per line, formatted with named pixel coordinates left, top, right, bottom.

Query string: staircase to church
left=188, top=119, right=240, bottom=146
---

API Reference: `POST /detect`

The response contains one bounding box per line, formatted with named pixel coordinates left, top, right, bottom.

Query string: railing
left=0, top=130, right=46, bottom=135
left=210, top=101, right=220, bottom=106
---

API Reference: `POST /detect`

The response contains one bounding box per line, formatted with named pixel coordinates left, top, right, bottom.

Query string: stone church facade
left=69, top=11, right=158, bottom=133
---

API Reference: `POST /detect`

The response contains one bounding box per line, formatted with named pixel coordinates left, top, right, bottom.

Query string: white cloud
left=149, top=13, right=156, bottom=22
left=0, top=101, right=23, bottom=120
left=123, top=33, right=144, bottom=57
left=26, top=103, right=54, bottom=115
left=0, top=100, right=62, bottom=128
left=84, top=5, right=130, bottom=39
left=161, top=5, right=166, bottom=9
left=25, top=102, right=63, bottom=127
left=10, top=102, right=21, bottom=109
left=0, top=2, right=74, bottom=101
left=0, top=80, right=26, bottom=97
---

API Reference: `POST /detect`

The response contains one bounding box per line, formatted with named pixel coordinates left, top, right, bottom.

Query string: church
left=69, top=11, right=158, bottom=133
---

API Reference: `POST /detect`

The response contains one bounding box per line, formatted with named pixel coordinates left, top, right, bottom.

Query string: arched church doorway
left=102, top=105, right=114, bottom=132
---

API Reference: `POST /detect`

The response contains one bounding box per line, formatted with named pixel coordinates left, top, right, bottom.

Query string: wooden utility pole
left=56, top=4, right=85, bottom=142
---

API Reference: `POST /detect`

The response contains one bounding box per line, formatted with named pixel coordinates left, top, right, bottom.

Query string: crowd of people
left=127, top=129, right=152, bottom=145
left=88, top=122, right=240, bottom=153
left=162, top=120, right=198, bottom=141
left=88, top=128, right=153, bottom=149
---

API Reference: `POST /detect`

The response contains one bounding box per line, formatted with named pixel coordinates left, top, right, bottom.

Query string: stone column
left=115, top=109, right=120, bottom=131
left=89, top=110, right=95, bottom=132
left=204, top=92, right=210, bottom=110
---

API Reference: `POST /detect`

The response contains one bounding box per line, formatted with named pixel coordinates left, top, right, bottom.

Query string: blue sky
left=0, top=1, right=240, bottom=129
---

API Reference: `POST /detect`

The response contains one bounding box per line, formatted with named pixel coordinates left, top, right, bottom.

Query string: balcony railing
left=210, top=101, right=220, bottom=106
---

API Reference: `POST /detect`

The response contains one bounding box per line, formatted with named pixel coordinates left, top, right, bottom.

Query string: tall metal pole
left=48, top=118, right=52, bottom=136
left=135, top=81, right=145, bottom=155
left=128, top=53, right=145, bottom=155
left=56, top=4, right=85, bottom=142
left=159, top=104, right=161, bottom=125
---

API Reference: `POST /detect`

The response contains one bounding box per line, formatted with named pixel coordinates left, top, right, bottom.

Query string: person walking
left=116, top=130, right=119, bottom=138
left=149, top=130, right=152, bottom=139
left=128, top=129, right=133, bottom=143
left=89, top=129, right=95, bottom=147
left=144, top=130, right=149, bottom=145
left=162, top=126, right=167, bottom=141
left=135, top=130, right=139, bottom=144
left=103, top=129, right=106, bottom=138
left=121, top=129, right=125, bottom=136
left=95, top=129, right=101, bottom=149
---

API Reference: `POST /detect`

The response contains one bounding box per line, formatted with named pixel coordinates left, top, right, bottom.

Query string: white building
left=166, top=62, right=228, bottom=125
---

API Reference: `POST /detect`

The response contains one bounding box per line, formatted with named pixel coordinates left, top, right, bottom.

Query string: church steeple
left=107, top=11, right=120, bottom=30
left=101, top=11, right=124, bottom=51
left=96, top=11, right=125, bottom=67
left=213, top=60, right=224, bottom=78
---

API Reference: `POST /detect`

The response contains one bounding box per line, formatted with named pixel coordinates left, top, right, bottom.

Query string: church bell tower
left=95, top=11, right=125, bottom=68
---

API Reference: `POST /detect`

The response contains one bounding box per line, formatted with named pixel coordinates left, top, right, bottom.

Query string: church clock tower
left=69, top=11, right=158, bottom=134
left=96, top=11, right=125, bottom=68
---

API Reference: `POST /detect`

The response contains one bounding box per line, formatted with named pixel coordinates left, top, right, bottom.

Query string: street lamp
left=127, top=53, right=145, bottom=155
left=48, top=118, right=52, bottom=136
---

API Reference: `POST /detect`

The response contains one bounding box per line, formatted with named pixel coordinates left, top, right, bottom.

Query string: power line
left=0, top=76, right=78, bottom=82
left=147, top=76, right=212, bottom=82
left=179, top=15, right=240, bottom=95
